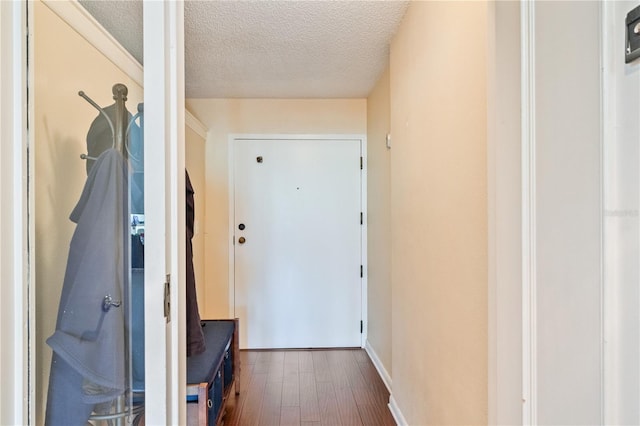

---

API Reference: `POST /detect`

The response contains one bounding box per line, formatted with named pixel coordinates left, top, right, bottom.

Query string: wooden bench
left=186, top=319, right=240, bottom=426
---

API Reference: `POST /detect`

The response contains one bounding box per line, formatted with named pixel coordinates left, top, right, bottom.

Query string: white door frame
left=228, top=134, right=368, bottom=347
left=0, top=2, right=31, bottom=424
left=520, top=1, right=537, bottom=423
left=144, top=1, right=186, bottom=425
left=519, top=2, right=607, bottom=424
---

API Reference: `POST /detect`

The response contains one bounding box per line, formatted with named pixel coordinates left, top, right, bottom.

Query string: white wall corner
left=388, top=394, right=408, bottom=426
left=364, top=340, right=392, bottom=393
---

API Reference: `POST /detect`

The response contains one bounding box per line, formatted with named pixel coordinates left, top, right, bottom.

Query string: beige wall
left=185, top=98, right=366, bottom=318
left=33, top=2, right=143, bottom=423
left=185, top=126, right=207, bottom=313
left=365, top=68, right=392, bottom=379
left=389, top=2, right=488, bottom=424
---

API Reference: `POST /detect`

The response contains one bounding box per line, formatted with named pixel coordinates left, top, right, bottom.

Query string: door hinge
left=360, top=320, right=363, bottom=334
left=360, top=156, right=363, bottom=170
left=164, top=274, right=171, bottom=322
left=360, top=212, right=363, bottom=225
left=360, top=265, right=363, bottom=278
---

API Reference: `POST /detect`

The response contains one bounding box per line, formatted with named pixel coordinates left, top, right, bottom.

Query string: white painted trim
left=227, top=133, right=369, bottom=345
left=597, top=3, right=606, bottom=424
left=143, top=2, right=186, bottom=423
left=42, top=0, right=143, bottom=87
left=142, top=9, right=168, bottom=423
left=521, top=1, right=537, bottom=424
left=600, top=2, right=614, bottom=423
left=0, top=2, right=29, bottom=424
left=227, top=137, right=236, bottom=319
left=186, top=110, right=208, bottom=139
left=365, top=340, right=391, bottom=393
left=388, top=395, right=407, bottom=426
left=26, top=5, right=37, bottom=423
left=360, top=136, right=368, bottom=348
left=167, top=2, right=187, bottom=425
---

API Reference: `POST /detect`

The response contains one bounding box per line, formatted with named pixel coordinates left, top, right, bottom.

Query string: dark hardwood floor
left=222, top=349, right=396, bottom=426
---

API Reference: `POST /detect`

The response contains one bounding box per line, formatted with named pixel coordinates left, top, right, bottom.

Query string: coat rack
left=74, top=82, right=145, bottom=426
left=78, top=83, right=130, bottom=160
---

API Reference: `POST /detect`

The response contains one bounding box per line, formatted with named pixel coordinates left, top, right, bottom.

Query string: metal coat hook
left=78, top=83, right=133, bottom=161
left=78, top=90, right=115, bottom=145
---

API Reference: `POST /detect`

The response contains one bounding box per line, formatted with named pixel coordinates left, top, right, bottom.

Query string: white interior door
left=233, top=138, right=362, bottom=349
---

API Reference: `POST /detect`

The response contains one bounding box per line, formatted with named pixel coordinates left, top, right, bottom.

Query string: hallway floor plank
left=223, top=349, right=395, bottom=426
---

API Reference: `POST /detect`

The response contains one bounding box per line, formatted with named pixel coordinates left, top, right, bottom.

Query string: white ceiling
left=78, top=0, right=409, bottom=99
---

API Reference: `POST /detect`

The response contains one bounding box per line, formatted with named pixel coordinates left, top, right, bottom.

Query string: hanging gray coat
left=46, top=148, right=129, bottom=404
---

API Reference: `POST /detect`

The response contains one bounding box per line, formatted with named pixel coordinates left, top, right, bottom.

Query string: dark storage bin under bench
left=187, top=319, right=240, bottom=426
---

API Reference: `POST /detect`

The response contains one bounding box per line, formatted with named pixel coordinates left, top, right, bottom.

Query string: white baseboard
left=364, top=340, right=392, bottom=393
left=389, top=394, right=408, bottom=426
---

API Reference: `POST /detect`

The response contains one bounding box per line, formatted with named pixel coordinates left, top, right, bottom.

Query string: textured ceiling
left=78, top=0, right=408, bottom=99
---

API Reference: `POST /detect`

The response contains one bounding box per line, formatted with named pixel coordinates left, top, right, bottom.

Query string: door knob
left=238, top=237, right=246, bottom=244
